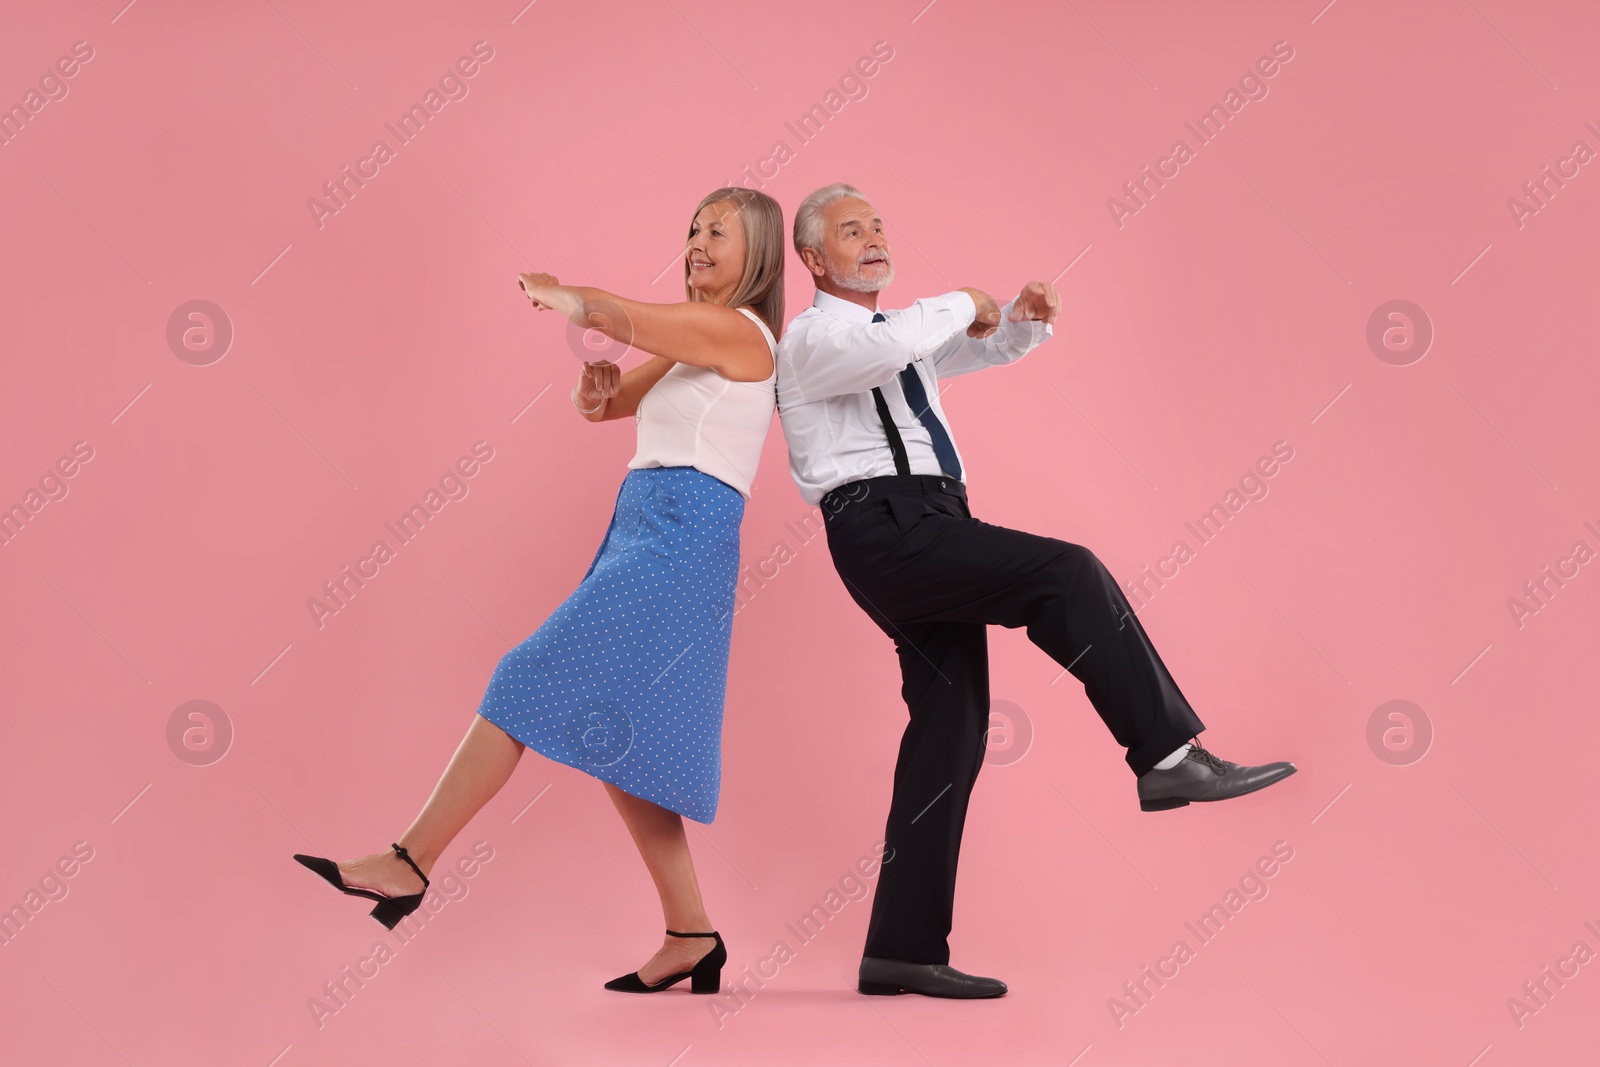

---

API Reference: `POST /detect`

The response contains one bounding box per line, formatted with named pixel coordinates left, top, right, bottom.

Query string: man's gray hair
left=793, top=182, right=865, bottom=257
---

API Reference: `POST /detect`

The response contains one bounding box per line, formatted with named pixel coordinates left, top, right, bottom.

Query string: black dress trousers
left=822, top=473, right=1206, bottom=965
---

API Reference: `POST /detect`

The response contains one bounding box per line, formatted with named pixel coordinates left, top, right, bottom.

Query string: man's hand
left=960, top=287, right=1002, bottom=338
left=1008, top=280, right=1060, bottom=325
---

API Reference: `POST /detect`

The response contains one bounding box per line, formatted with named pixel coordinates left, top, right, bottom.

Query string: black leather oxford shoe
left=1137, top=743, right=1296, bottom=811
left=859, top=957, right=1007, bottom=998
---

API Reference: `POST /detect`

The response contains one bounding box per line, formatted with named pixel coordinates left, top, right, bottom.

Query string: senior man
left=775, top=182, right=1296, bottom=998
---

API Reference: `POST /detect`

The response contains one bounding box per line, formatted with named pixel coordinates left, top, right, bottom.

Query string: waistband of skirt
left=623, top=464, right=743, bottom=496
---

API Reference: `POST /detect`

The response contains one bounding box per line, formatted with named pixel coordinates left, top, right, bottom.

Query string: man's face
left=815, top=197, right=894, bottom=292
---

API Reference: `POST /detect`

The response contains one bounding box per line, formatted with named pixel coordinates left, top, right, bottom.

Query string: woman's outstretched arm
left=519, top=273, right=771, bottom=383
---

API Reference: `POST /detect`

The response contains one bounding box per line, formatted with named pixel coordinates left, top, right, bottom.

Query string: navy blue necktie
left=872, top=311, right=963, bottom=481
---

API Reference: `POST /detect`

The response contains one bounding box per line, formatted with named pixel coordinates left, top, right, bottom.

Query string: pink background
left=3, top=1, right=1597, bottom=1064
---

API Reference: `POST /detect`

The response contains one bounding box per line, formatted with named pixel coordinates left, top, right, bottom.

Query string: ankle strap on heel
left=665, top=929, right=718, bottom=939
left=391, top=843, right=430, bottom=887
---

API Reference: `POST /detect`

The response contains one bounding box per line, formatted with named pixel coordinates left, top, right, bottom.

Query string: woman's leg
left=603, top=782, right=719, bottom=984
left=337, top=713, right=526, bottom=896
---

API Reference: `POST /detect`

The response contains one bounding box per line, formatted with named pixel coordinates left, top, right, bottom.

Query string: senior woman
left=293, top=186, right=783, bottom=995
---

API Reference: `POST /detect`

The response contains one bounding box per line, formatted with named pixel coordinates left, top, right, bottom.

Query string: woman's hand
left=518, top=271, right=560, bottom=311
left=579, top=360, right=621, bottom=401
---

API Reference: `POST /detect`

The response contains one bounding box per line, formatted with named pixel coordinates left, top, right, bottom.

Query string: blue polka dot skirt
left=476, top=465, right=744, bottom=823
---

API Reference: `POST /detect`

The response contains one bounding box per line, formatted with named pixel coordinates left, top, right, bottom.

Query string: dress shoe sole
left=858, top=980, right=1006, bottom=998
left=1139, top=765, right=1297, bottom=812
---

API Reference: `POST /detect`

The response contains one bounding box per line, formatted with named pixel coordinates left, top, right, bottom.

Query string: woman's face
left=686, top=200, right=747, bottom=303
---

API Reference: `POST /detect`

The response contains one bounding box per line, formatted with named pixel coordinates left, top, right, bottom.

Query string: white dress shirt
left=776, top=288, right=1053, bottom=504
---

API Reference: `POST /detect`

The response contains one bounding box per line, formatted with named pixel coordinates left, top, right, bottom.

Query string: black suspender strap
left=871, top=386, right=911, bottom=476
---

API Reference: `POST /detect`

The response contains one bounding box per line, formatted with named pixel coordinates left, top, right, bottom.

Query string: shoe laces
left=1186, top=743, right=1228, bottom=776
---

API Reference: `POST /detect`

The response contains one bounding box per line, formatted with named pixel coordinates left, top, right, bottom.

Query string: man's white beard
left=828, top=253, right=895, bottom=293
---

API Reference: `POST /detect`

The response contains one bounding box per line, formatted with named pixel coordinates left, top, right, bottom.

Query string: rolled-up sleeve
left=778, top=291, right=977, bottom=405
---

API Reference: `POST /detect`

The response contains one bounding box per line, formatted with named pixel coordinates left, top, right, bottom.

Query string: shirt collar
left=812, top=288, right=878, bottom=323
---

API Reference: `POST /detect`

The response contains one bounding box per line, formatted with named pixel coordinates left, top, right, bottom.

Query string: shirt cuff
left=948, top=289, right=978, bottom=322
left=998, top=297, right=1051, bottom=343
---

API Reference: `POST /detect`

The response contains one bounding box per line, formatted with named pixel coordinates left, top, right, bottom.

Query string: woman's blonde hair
left=683, top=187, right=785, bottom=340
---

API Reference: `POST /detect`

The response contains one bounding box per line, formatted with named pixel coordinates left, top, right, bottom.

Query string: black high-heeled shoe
left=604, top=930, right=726, bottom=994
left=292, top=842, right=430, bottom=930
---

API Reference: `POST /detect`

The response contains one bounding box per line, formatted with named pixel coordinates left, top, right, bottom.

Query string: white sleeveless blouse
left=627, top=306, right=777, bottom=499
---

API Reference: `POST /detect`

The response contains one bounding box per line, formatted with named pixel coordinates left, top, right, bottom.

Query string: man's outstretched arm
left=778, top=289, right=998, bottom=405
left=924, top=280, right=1060, bottom=378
